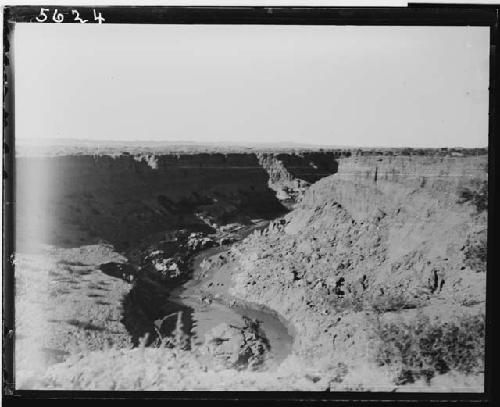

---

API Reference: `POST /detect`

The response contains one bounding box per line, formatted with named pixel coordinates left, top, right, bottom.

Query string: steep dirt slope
left=226, top=155, right=487, bottom=387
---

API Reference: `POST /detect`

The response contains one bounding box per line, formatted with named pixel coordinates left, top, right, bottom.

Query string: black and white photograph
left=2, top=5, right=494, bottom=396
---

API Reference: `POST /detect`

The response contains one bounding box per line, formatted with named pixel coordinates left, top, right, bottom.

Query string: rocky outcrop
left=201, top=317, right=270, bottom=370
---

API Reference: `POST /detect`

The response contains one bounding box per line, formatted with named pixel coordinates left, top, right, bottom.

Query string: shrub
left=457, top=181, right=488, bottom=212
left=376, top=313, right=485, bottom=384
left=463, top=232, right=487, bottom=273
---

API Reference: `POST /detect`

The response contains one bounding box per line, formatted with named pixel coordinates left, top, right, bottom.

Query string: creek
left=120, top=221, right=294, bottom=367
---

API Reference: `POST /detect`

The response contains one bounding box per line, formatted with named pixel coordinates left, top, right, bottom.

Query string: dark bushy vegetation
left=463, top=233, right=487, bottom=273
left=457, top=180, right=488, bottom=212
left=376, top=314, right=485, bottom=384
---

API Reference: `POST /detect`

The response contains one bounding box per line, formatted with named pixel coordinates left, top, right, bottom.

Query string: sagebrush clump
left=376, top=313, right=485, bottom=385
left=457, top=180, right=488, bottom=213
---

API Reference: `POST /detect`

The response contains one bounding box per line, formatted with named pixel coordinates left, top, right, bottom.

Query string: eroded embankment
left=222, top=155, right=487, bottom=387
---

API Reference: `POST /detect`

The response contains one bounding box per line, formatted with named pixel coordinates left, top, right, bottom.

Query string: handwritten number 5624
left=35, top=8, right=105, bottom=23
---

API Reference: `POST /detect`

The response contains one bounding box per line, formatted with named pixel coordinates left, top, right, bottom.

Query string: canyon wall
left=15, top=152, right=339, bottom=251
left=228, top=154, right=487, bottom=384
left=257, top=152, right=339, bottom=207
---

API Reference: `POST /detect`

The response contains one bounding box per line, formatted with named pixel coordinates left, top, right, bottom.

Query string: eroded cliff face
left=228, top=155, right=487, bottom=385
left=257, top=152, right=340, bottom=208
left=15, top=152, right=339, bottom=251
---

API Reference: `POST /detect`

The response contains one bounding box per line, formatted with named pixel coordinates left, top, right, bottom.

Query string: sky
left=14, top=23, right=489, bottom=148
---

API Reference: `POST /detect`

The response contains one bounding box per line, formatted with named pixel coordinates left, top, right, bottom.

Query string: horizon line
left=16, top=137, right=488, bottom=150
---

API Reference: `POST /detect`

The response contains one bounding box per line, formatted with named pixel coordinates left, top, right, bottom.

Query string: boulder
left=202, top=318, right=270, bottom=369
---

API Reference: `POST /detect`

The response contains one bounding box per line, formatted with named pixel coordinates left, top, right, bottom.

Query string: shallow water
left=170, top=242, right=294, bottom=365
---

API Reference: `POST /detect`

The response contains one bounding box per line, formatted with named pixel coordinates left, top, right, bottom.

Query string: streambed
left=120, top=221, right=294, bottom=367
left=169, top=244, right=294, bottom=366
